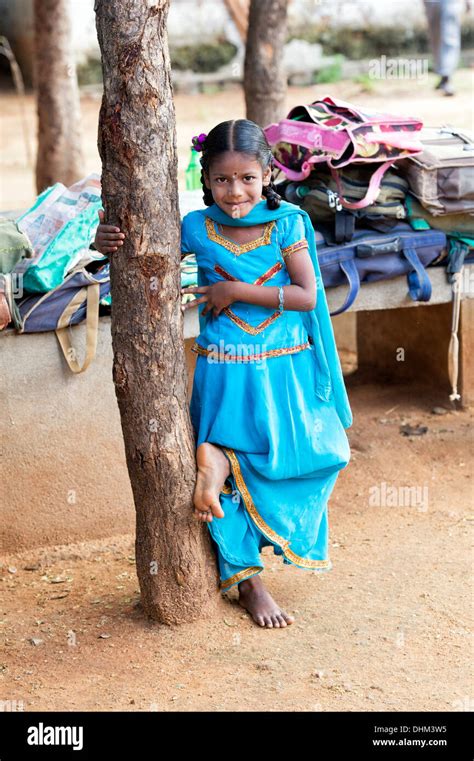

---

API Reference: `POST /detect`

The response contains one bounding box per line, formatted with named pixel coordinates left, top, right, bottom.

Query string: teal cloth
left=182, top=199, right=352, bottom=591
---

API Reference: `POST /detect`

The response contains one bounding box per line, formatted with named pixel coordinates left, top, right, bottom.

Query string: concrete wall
left=0, top=317, right=198, bottom=555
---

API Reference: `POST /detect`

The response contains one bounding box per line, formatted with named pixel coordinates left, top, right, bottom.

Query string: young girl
left=95, top=119, right=352, bottom=629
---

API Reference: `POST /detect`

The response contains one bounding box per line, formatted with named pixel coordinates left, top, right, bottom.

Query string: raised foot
left=238, top=574, right=295, bottom=628
left=193, top=442, right=231, bottom=522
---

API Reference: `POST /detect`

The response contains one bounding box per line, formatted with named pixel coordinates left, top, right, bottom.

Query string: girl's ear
left=262, top=166, right=272, bottom=187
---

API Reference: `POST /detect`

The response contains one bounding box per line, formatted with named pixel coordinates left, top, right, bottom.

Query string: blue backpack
left=16, top=263, right=110, bottom=373
left=314, top=222, right=447, bottom=315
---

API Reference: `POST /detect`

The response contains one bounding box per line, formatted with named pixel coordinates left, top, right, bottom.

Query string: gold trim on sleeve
left=281, top=239, right=308, bottom=259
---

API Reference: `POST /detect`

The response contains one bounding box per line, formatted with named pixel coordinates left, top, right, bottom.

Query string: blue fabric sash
left=198, top=200, right=353, bottom=430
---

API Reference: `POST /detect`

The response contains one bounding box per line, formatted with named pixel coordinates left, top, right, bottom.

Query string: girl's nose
left=228, top=184, right=243, bottom=199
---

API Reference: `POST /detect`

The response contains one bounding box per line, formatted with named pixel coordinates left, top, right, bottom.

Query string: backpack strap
left=448, top=270, right=462, bottom=402
left=328, top=160, right=396, bottom=210
left=402, top=244, right=433, bottom=302
left=334, top=211, right=355, bottom=244
left=55, top=283, right=100, bottom=373
left=329, top=259, right=360, bottom=315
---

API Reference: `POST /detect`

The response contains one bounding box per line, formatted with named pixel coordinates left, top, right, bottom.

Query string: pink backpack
left=264, top=96, right=423, bottom=210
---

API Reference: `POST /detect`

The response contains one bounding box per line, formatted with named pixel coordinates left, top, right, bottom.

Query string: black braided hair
left=198, top=119, right=282, bottom=210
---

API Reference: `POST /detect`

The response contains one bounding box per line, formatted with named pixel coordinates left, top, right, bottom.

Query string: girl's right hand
left=94, top=210, right=125, bottom=254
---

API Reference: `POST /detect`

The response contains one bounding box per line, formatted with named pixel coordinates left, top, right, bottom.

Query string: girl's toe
left=276, top=614, right=288, bottom=627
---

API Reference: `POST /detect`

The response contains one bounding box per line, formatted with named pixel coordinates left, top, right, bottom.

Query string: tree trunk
left=223, top=0, right=250, bottom=43
left=33, top=0, right=84, bottom=193
left=244, top=0, right=288, bottom=127
left=95, top=0, right=222, bottom=624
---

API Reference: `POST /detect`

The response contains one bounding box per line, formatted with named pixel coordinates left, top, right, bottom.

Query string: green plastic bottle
left=185, top=148, right=202, bottom=191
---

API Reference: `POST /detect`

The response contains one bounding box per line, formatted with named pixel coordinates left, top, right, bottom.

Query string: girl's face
left=204, top=151, right=271, bottom=218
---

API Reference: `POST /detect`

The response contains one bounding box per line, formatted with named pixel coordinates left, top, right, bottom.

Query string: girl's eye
left=215, top=178, right=227, bottom=183
left=244, top=176, right=256, bottom=181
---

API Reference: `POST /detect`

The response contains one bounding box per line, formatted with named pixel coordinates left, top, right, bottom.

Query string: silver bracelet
left=278, top=286, right=284, bottom=312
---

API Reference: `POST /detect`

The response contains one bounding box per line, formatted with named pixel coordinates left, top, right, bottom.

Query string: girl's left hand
left=181, top=281, right=235, bottom=317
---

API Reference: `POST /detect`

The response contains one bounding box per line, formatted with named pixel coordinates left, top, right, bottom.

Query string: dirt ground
left=0, top=75, right=473, bottom=712
left=0, top=381, right=472, bottom=712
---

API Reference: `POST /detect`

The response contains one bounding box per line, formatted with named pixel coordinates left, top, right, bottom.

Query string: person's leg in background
left=424, top=0, right=463, bottom=95
left=437, top=0, right=463, bottom=94
left=424, top=0, right=443, bottom=76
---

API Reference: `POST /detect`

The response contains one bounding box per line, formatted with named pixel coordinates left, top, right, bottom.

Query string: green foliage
left=170, top=40, right=237, bottom=73
left=312, top=55, right=343, bottom=84
left=289, top=19, right=473, bottom=60
left=352, top=73, right=375, bottom=93
left=77, top=57, right=103, bottom=86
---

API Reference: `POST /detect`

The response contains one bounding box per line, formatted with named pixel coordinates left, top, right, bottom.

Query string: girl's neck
left=216, top=220, right=267, bottom=244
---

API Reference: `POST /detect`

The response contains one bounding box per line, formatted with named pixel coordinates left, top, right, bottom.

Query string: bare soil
left=0, top=74, right=472, bottom=712
left=1, top=381, right=472, bottom=712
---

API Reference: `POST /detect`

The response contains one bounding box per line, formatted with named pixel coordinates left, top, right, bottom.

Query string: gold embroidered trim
left=214, top=261, right=282, bottom=286
left=212, top=262, right=284, bottom=333
left=221, top=306, right=282, bottom=335
left=214, top=264, right=238, bottom=281
left=222, top=447, right=332, bottom=570
left=205, top=217, right=275, bottom=255
left=254, top=262, right=283, bottom=285
left=281, top=239, right=308, bottom=259
left=220, top=566, right=263, bottom=591
left=191, top=341, right=310, bottom=362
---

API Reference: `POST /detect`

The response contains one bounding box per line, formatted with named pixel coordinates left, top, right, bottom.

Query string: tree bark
left=244, top=0, right=289, bottom=127
left=33, top=0, right=84, bottom=193
left=95, top=0, right=222, bottom=624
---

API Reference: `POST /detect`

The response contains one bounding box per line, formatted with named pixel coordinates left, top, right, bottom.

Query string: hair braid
left=262, top=172, right=282, bottom=210
left=200, top=167, right=214, bottom=207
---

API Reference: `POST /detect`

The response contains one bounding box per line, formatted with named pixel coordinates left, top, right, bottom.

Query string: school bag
left=403, top=191, right=474, bottom=401
left=13, top=173, right=105, bottom=294
left=397, top=128, right=474, bottom=216
left=0, top=217, right=35, bottom=330
left=404, top=193, right=474, bottom=267
left=263, top=95, right=423, bottom=209
left=313, top=222, right=447, bottom=315
left=16, top=260, right=110, bottom=374
left=279, top=166, right=409, bottom=244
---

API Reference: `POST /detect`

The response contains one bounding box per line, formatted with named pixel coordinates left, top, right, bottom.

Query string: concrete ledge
left=0, top=316, right=198, bottom=554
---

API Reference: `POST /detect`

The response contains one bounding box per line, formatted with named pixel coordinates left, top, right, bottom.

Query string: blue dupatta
left=197, top=200, right=353, bottom=430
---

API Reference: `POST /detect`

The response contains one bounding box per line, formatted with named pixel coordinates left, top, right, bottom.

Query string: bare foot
left=238, top=575, right=295, bottom=628
left=193, top=442, right=231, bottom=523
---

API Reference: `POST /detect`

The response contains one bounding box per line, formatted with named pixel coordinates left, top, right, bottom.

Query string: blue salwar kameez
left=181, top=200, right=352, bottom=592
